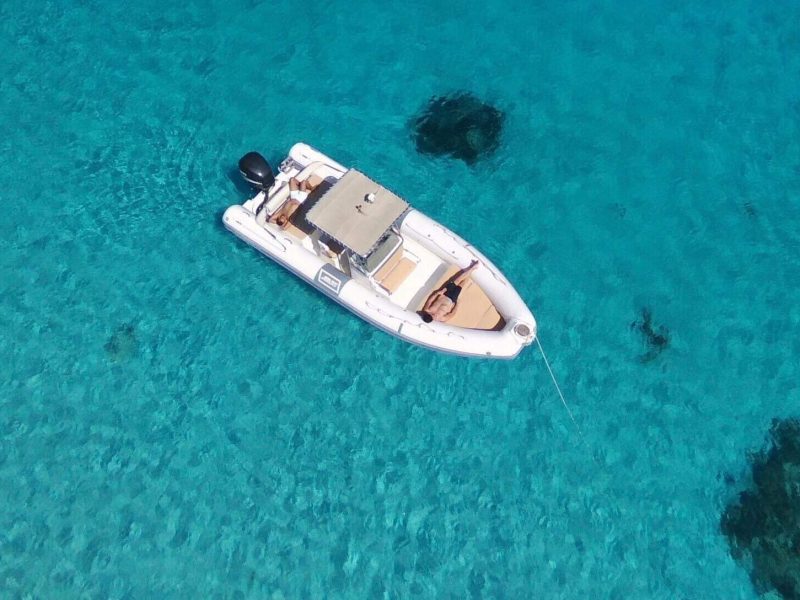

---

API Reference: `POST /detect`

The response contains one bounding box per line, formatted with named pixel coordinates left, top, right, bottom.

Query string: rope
left=536, top=337, right=583, bottom=437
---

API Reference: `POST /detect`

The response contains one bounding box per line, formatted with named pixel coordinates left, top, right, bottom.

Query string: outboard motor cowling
left=238, top=152, right=275, bottom=191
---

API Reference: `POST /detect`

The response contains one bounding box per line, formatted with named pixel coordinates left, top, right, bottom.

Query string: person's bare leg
left=307, top=174, right=323, bottom=188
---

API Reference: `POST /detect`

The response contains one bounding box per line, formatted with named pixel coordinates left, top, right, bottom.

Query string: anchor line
left=536, top=337, right=583, bottom=437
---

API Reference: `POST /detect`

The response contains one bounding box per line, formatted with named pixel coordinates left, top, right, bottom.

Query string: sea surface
left=1, top=0, right=799, bottom=598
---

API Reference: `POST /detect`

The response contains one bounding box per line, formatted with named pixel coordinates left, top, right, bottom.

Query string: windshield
left=357, top=232, right=402, bottom=274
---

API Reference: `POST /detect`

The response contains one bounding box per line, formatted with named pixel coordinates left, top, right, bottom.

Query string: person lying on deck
left=419, top=260, right=479, bottom=323
left=269, top=177, right=315, bottom=228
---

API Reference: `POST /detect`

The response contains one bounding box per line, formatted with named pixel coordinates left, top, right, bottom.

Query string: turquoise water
left=1, top=0, right=799, bottom=597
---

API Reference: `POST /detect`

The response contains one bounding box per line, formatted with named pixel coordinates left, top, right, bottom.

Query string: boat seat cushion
left=378, top=257, right=416, bottom=294
left=372, top=244, right=404, bottom=280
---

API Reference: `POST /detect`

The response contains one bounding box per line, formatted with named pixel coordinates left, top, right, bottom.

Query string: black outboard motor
left=238, top=151, right=275, bottom=191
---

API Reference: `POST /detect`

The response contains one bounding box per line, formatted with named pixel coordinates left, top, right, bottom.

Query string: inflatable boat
left=223, top=143, right=536, bottom=359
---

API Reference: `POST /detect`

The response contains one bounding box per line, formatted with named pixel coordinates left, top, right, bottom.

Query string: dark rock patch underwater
left=630, top=307, right=670, bottom=363
left=104, top=323, right=139, bottom=362
left=410, top=92, right=504, bottom=164
left=721, top=417, right=800, bottom=600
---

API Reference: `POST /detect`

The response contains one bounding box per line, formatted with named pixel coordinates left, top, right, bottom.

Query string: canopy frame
left=306, top=170, right=409, bottom=257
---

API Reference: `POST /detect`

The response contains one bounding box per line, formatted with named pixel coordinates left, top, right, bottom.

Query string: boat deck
left=415, top=265, right=504, bottom=330
left=379, top=237, right=503, bottom=331
left=378, top=238, right=440, bottom=308
left=263, top=180, right=504, bottom=331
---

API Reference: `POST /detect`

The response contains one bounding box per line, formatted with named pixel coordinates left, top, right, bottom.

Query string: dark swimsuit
left=443, top=282, right=462, bottom=302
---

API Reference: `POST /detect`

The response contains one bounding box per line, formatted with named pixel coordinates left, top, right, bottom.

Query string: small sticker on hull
left=315, top=264, right=349, bottom=296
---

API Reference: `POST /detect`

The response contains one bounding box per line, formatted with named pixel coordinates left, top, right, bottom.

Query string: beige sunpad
left=415, top=266, right=504, bottom=330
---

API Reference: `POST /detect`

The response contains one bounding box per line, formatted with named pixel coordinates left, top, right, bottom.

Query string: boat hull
left=223, top=144, right=536, bottom=359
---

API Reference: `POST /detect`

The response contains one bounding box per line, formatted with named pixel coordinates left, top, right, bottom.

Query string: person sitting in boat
left=419, top=260, right=479, bottom=323
left=269, top=177, right=315, bottom=228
